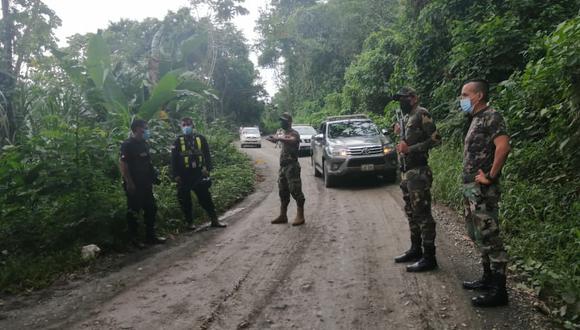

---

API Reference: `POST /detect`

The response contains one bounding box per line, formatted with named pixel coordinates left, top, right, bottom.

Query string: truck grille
left=347, top=145, right=383, bottom=156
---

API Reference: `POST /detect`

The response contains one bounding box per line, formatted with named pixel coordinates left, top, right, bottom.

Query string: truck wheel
left=324, top=162, right=337, bottom=188
left=312, top=156, right=322, bottom=177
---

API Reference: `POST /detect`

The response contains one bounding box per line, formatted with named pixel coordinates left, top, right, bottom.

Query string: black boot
left=394, top=237, right=422, bottom=263
left=210, top=217, right=227, bottom=228
left=406, top=246, right=438, bottom=272
left=463, top=262, right=492, bottom=290
left=184, top=213, right=197, bottom=231
left=471, top=273, right=508, bottom=307
left=145, top=236, right=166, bottom=245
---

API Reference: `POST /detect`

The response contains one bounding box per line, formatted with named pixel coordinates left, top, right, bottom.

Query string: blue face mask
left=182, top=126, right=193, bottom=135
left=460, top=98, right=473, bottom=114
left=143, top=129, right=151, bottom=140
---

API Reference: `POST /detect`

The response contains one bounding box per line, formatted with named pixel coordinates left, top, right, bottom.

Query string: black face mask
left=400, top=99, right=413, bottom=114
left=280, top=120, right=290, bottom=130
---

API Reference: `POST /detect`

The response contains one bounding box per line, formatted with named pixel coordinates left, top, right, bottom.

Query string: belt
left=280, top=159, right=298, bottom=166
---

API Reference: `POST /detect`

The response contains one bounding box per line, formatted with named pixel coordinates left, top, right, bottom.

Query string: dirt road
left=0, top=141, right=553, bottom=330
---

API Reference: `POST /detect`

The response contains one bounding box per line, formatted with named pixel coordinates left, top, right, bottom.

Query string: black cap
left=279, top=112, right=293, bottom=122
left=392, top=87, right=417, bottom=101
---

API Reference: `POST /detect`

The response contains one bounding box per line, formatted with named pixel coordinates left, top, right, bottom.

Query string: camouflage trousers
left=400, top=166, right=436, bottom=249
left=462, top=182, right=508, bottom=274
left=279, top=161, right=305, bottom=207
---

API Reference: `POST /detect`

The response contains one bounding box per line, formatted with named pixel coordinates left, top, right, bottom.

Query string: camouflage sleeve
left=408, top=110, right=442, bottom=153
left=488, top=112, right=508, bottom=140
left=287, top=130, right=300, bottom=142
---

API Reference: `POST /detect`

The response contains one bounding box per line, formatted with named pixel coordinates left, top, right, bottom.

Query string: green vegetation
left=0, top=1, right=258, bottom=293
left=257, top=0, right=580, bottom=325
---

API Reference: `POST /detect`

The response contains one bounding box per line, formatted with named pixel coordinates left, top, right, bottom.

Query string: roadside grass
left=430, top=143, right=580, bottom=326
left=0, top=132, right=255, bottom=294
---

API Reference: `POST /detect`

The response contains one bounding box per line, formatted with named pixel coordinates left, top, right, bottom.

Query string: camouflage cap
left=392, top=87, right=417, bottom=101
left=279, top=112, right=293, bottom=122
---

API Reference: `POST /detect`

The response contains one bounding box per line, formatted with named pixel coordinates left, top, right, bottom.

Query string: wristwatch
left=485, top=172, right=498, bottom=183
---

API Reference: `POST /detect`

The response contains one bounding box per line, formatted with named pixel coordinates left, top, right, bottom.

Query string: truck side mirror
left=381, top=128, right=390, bottom=136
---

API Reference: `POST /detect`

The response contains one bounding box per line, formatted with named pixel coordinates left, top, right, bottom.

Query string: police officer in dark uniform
left=119, top=119, right=165, bottom=246
left=393, top=87, right=441, bottom=272
left=171, top=117, right=226, bottom=229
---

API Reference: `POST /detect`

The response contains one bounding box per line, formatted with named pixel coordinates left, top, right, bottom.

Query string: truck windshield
left=242, top=128, right=260, bottom=134
left=328, top=121, right=378, bottom=138
left=294, top=126, right=317, bottom=136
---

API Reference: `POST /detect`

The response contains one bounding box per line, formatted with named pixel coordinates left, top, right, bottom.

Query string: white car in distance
left=240, top=127, right=262, bottom=148
left=293, top=125, right=317, bottom=156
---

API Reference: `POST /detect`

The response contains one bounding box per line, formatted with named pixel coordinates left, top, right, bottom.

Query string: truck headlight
left=327, top=147, right=348, bottom=157
left=383, top=146, right=394, bottom=155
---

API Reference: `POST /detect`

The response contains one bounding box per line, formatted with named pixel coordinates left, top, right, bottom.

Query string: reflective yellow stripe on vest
left=195, top=136, right=203, bottom=166
left=179, top=136, right=190, bottom=168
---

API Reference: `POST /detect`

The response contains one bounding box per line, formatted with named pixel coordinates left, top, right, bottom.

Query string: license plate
left=361, top=164, right=374, bottom=171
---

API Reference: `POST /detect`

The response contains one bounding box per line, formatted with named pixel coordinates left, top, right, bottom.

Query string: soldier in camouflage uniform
left=393, top=87, right=442, bottom=272
left=266, top=112, right=306, bottom=226
left=460, top=80, right=511, bottom=307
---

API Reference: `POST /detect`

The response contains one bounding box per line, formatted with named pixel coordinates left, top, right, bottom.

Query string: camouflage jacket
left=280, top=128, right=300, bottom=166
left=463, top=107, right=508, bottom=181
left=402, top=106, right=442, bottom=170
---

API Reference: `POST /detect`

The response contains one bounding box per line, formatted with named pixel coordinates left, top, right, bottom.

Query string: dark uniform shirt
left=171, top=133, right=213, bottom=178
left=120, top=137, right=154, bottom=187
left=402, top=106, right=441, bottom=170
left=280, top=128, right=300, bottom=166
left=463, top=107, right=508, bottom=181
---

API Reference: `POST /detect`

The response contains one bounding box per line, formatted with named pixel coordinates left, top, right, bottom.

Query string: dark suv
left=311, top=114, right=398, bottom=187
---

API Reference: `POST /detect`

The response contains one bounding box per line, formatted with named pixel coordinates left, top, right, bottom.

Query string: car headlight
left=327, top=146, right=348, bottom=157
left=383, top=146, right=394, bottom=155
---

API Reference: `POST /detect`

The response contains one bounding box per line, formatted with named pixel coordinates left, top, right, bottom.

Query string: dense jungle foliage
left=256, top=0, right=580, bottom=326
left=0, top=1, right=257, bottom=292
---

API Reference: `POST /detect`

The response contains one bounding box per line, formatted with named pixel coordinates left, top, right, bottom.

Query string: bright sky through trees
left=43, top=0, right=278, bottom=96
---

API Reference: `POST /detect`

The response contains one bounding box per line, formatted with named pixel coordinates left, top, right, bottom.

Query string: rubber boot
left=406, top=246, right=438, bottom=272
left=210, top=216, right=227, bottom=228
left=185, top=214, right=197, bottom=231
left=292, top=206, right=305, bottom=226
left=271, top=204, right=289, bottom=224
left=471, top=273, right=508, bottom=307
left=394, top=237, right=422, bottom=263
left=463, top=262, right=492, bottom=290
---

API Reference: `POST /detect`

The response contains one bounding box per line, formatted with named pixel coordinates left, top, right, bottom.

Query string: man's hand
left=126, top=181, right=136, bottom=194
left=201, top=167, right=209, bottom=177
left=175, top=176, right=182, bottom=184
left=475, top=169, right=492, bottom=186
left=396, top=141, right=409, bottom=154
left=266, top=135, right=278, bottom=143
left=393, top=123, right=401, bottom=135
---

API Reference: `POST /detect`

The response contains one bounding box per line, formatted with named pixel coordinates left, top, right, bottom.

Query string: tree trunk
left=1, top=0, right=15, bottom=143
